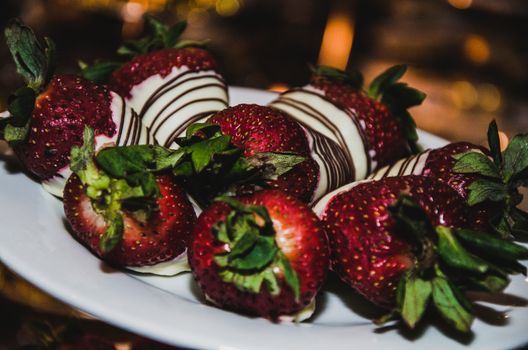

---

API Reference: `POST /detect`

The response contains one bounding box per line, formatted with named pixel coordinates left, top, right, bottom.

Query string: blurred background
left=0, top=0, right=527, bottom=348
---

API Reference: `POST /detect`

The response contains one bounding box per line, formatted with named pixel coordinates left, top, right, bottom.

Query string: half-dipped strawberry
left=0, top=19, right=149, bottom=197
left=188, top=191, right=329, bottom=320
left=314, top=175, right=528, bottom=333
left=269, top=65, right=425, bottom=196
left=81, top=16, right=228, bottom=148
left=63, top=127, right=196, bottom=274
left=368, top=121, right=528, bottom=239
left=206, top=104, right=319, bottom=203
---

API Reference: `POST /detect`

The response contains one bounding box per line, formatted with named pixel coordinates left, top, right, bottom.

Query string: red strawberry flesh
left=188, top=190, right=329, bottom=319
left=208, top=104, right=319, bottom=202
left=109, top=47, right=218, bottom=99
left=321, top=176, right=476, bottom=307
left=64, top=173, right=196, bottom=267
left=15, top=75, right=117, bottom=180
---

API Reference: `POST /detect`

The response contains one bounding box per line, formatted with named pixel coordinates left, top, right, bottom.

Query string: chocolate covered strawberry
left=315, top=175, right=528, bottom=333
left=81, top=16, right=228, bottom=148
left=270, top=65, right=425, bottom=196
left=63, top=128, right=196, bottom=274
left=368, top=121, right=528, bottom=239
left=204, top=104, right=319, bottom=203
left=0, top=19, right=149, bottom=197
left=188, top=191, right=329, bottom=320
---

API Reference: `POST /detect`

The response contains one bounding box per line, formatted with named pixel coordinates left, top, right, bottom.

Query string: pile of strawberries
left=2, top=17, right=528, bottom=337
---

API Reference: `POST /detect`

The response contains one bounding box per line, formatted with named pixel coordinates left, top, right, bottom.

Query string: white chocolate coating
left=270, top=85, right=371, bottom=202
left=126, top=250, right=190, bottom=276
left=367, top=150, right=431, bottom=181
left=125, top=67, right=229, bottom=149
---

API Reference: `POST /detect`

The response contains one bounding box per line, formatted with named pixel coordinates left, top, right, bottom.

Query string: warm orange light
left=464, top=35, right=491, bottom=64
left=268, top=84, right=289, bottom=93
left=478, top=83, right=501, bottom=112
left=122, top=1, right=145, bottom=23
left=318, top=12, right=355, bottom=70
left=498, top=131, right=509, bottom=152
left=450, top=81, right=478, bottom=110
left=216, top=0, right=240, bottom=16
left=447, top=0, right=472, bottom=10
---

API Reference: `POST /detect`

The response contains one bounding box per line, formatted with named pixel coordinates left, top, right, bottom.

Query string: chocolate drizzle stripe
left=139, top=74, right=227, bottom=119
left=123, top=108, right=135, bottom=146
left=151, top=97, right=228, bottom=146
left=147, top=82, right=227, bottom=138
left=139, top=70, right=226, bottom=117
left=271, top=98, right=356, bottom=181
left=410, top=150, right=429, bottom=175
left=311, top=130, right=335, bottom=191
left=165, top=111, right=218, bottom=148
left=280, top=87, right=372, bottom=174
left=130, top=109, right=140, bottom=145
left=397, top=153, right=416, bottom=176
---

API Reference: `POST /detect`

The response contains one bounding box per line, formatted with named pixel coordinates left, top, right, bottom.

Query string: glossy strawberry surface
left=14, top=75, right=116, bottom=180
left=109, top=47, right=218, bottom=98
left=321, top=176, right=478, bottom=307
left=208, top=104, right=319, bottom=202
left=63, top=174, right=196, bottom=267
left=188, top=190, right=329, bottom=319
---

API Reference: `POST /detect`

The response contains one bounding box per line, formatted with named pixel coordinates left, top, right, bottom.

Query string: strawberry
left=315, top=175, right=528, bottom=333
left=63, top=128, right=196, bottom=273
left=81, top=16, right=228, bottom=149
left=188, top=190, right=330, bottom=320
left=368, top=121, right=528, bottom=240
left=269, top=65, right=425, bottom=195
left=206, top=104, right=319, bottom=203
left=0, top=19, right=149, bottom=197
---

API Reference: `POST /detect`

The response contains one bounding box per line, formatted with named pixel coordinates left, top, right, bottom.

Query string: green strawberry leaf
left=70, top=126, right=96, bottom=175
left=399, top=273, right=432, bottom=329
left=455, top=228, right=528, bottom=261
left=469, top=273, right=510, bottom=292
left=99, top=212, right=124, bottom=253
left=79, top=60, right=122, bottom=84
left=487, top=120, right=502, bottom=167
left=452, top=151, right=500, bottom=179
left=367, top=64, right=407, bottom=99
left=278, top=253, right=301, bottom=301
left=2, top=86, right=36, bottom=142
left=212, top=197, right=300, bottom=300
left=311, top=65, right=363, bottom=89
left=189, top=135, right=232, bottom=173
left=436, top=226, right=488, bottom=274
left=466, top=179, right=506, bottom=206
left=381, top=82, right=426, bottom=110
left=245, top=152, right=306, bottom=180
left=4, top=18, right=55, bottom=92
left=503, top=134, right=528, bottom=183
left=431, top=275, right=474, bottom=333
left=96, top=145, right=157, bottom=178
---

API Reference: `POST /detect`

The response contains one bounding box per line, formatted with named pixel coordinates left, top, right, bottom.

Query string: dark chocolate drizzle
left=131, top=69, right=228, bottom=147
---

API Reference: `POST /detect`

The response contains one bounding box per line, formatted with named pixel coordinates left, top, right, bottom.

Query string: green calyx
left=70, top=127, right=161, bottom=253
left=1, top=19, right=56, bottom=143
left=81, top=16, right=206, bottom=83
left=212, top=196, right=300, bottom=301
left=96, top=123, right=305, bottom=207
left=310, top=65, right=363, bottom=90
left=366, top=65, right=426, bottom=154
left=453, top=120, right=528, bottom=240
left=377, top=196, right=528, bottom=333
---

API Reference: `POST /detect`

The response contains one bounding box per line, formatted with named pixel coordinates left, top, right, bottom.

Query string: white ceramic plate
left=1, top=87, right=527, bottom=350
